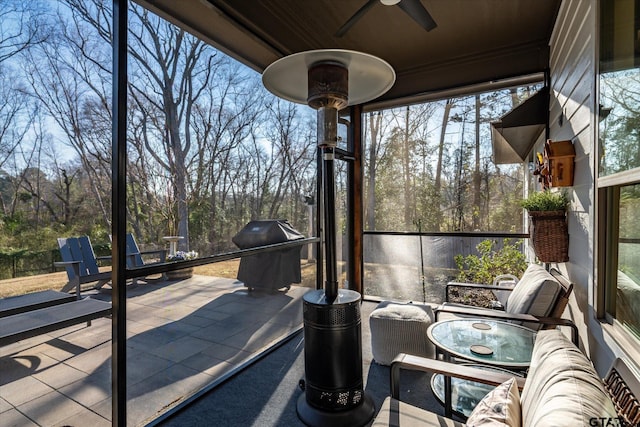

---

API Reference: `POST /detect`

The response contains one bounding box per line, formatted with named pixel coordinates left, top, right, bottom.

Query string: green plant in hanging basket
left=520, top=190, right=569, bottom=212
left=520, top=190, right=570, bottom=263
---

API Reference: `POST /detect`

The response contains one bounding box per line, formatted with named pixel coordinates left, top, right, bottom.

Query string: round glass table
left=427, top=318, right=536, bottom=369
left=427, top=318, right=535, bottom=418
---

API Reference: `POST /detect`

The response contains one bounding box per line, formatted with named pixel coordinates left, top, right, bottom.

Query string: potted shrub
left=520, top=190, right=570, bottom=262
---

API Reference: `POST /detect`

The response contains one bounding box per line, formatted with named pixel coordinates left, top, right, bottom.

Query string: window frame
left=596, top=0, right=640, bottom=337
left=597, top=176, right=640, bottom=327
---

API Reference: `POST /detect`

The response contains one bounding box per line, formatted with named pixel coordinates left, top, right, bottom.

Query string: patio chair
left=57, top=236, right=112, bottom=295
left=112, top=233, right=167, bottom=282
left=110, top=233, right=166, bottom=269
left=57, top=234, right=167, bottom=296
left=435, top=264, right=573, bottom=330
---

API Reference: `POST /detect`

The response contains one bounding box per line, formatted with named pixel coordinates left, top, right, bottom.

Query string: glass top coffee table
left=426, top=318, right=536, bottom=418
left=427, top=318, right=536, bottom=369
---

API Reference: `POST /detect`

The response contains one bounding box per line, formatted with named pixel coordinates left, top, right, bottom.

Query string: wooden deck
left=0, top=275, right=309, bottom=426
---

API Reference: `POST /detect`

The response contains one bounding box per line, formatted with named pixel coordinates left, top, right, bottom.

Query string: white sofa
left=372, top=329, right=625, bottom=426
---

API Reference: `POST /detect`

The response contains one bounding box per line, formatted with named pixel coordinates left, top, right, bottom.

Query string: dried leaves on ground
left=447, top=286, right=497, bottom=309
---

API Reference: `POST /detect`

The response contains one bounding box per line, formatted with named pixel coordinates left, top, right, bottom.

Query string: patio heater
left=262, top=50, right=395, bottom=426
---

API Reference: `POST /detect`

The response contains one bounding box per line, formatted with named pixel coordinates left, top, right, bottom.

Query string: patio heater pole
left=322, top=144, right=339, bottom=301
left=314, top=82, right=344, bottom=301
left=262, top=50, right=395, bottom=427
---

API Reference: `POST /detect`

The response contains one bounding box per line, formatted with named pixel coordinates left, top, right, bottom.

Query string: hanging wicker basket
left=528, top=210, right=569, bottom=262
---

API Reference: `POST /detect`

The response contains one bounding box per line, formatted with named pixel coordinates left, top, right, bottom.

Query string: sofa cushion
left=520, top=329, right=617, bottom=426
left=505, top=264, right=561, bottom=318
left=466, top=377, right=521, bottom=426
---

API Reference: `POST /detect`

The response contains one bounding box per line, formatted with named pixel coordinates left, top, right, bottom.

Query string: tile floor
left=0, top=276, right=309, bottom=426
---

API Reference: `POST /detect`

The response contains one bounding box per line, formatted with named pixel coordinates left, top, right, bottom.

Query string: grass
left=0, top=272, right=71, bottom=298
left=1, top=259, right=491, bottom=306
left=0, top=259, right=318, bottom=298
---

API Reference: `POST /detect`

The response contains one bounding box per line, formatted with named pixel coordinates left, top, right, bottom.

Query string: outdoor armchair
left=108, top=233, right=166, bottom=269
left=121, top=233, right=167, bottom=269
left=57, top=234, right=167, bottom=295
left=437, top=264, right=573, bottom=330
left=57, top=236, right=112, bottom=294
left=108, top=233, right=168, bottom=283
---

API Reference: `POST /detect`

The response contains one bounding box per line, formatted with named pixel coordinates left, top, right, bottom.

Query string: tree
left=261, top=99, right=315, bottom=219
left=0, top=70, right=33, bottom=173
left=126, top=5, right=219, bottom=251
left=600, top=70, right=640, bottom=174
left=366, top=111, right=383, bottom=230
left=22, top=17, right=112, bottom=229
left=0, top=1, right=48, bottom=65
left=472, top=94, right=481, bottom=230
left=0, top=1, right=49, bottom=179
left=1, top=0, right=323, bottom=269
left=434, top=99, right=453, bottom=231
left=193, top=65, right=268, bottom=251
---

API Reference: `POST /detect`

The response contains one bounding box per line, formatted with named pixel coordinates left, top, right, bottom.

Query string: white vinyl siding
left=547, top=0, right=598, bottom=358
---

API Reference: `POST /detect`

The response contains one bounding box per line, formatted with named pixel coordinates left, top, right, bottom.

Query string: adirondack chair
left=57, top=236, right=112, bottom=295
left=57, top=234, right=168, bottom=295
left=118, top=233, right=167, bottom=282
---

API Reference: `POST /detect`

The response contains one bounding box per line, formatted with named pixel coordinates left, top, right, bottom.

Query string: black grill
left=232, top=219, right=304, bottom=291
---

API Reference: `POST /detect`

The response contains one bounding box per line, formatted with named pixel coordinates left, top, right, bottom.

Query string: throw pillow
left=466, top=377, right=521, bottom=427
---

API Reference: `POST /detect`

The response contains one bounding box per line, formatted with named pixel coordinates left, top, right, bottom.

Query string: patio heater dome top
left=262, top=49, right=396, bottom=107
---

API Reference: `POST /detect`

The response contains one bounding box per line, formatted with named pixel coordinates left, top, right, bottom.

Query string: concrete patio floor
left=0, top=275, right=309, bottom=426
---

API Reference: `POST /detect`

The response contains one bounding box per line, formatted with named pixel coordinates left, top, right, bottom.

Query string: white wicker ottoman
left=369, top=301, right=435, bottom=365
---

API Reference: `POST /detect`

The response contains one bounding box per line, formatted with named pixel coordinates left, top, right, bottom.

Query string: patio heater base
left=296, top=393, right=375, bottom=427
left=297, top=289, right=375, bottom=427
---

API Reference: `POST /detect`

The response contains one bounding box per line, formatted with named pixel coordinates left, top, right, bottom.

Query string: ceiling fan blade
left=335, top=0, right=378, bottom=37
left=397, top=0, right=437, bottom=31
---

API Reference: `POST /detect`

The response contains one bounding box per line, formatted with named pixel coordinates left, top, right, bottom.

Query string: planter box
left=528, top=210, right=569, bottom=262
left=166, top=267, right=194, bottom=280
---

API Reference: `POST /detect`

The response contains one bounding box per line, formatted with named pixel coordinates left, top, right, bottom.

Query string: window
left=599, top=0, right=640, bottom=338
left=359, top=84, right=540, bottom=301
left=362, top=87, right=541, bottom=234
left=601, top=184, right=640, bottom=338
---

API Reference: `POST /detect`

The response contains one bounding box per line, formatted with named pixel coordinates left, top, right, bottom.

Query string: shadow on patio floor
left=0, top=275, right=309, bottom=426
left=158, top=301, right=445, bottom=427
